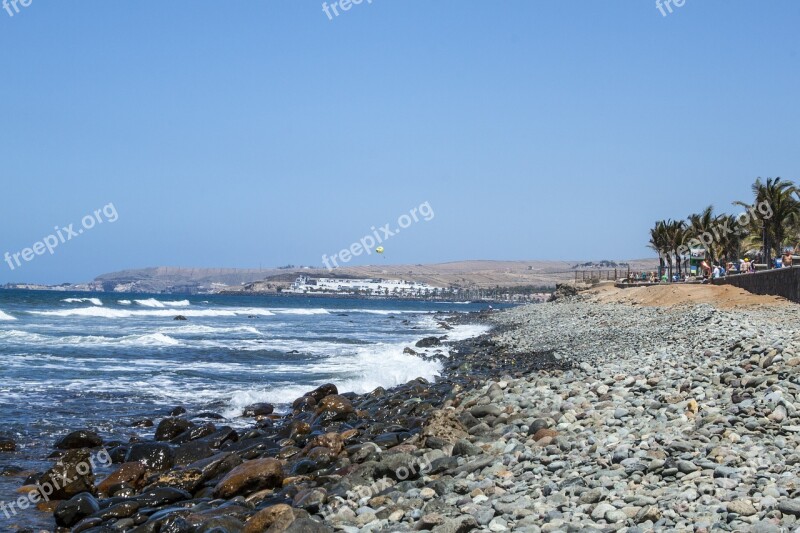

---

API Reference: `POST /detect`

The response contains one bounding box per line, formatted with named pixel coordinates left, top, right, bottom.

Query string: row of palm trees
left=648, top=178, right=800, bottom=277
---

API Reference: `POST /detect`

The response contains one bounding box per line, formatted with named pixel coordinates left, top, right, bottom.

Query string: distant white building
left=283, top=276, right=445, bottom=296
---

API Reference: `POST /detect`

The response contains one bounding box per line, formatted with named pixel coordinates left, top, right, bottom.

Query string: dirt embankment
left=584, top=282, right=790, bottom=310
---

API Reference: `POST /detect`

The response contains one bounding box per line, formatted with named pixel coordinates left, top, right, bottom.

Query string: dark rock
left=214, top=458, right=284, bottom=498
left=186, top=452, right=242, bottom=483
left=155, top=418, right=194, bottom=441
left=159, top=516, right=191, bottom=533
left=315, top=395, right=355, bottom=422
left=72, top=517, right=104, bottom=532
left=55, top=430, right=103, bottom=450
left=38, top=449, right=96, bottom=500
left=193, top=412, right=226, bottom=420
left=88, top=500, right=140, bottom=521
left=283, top=517, right=332, bottom=533
left=0, top=438, right=15, bottom=452
left=242, top=403, right=274, bottom=417
left=170, top=423, right=216, bottom=445
left=416, top=336, right=442, bottom=348
left=97, top=462, right=148, bottom=494
left=125, top=443, right=175, bottom=471
left=293, top=487, right=327, bottom=512
left=170, top=407, right=187, bottom=416
left=54, top=492, right=101, bottom=527
left=174, top=440, right=216, bottom=466
left=194, top=516, right=245, bottom=532
left=200, top=426, right=239, bottom=449
left=307, top=383, right=338, bottom=403
left=173, top=315, right=187, bottom=321
left=134, top=487, right=192, bottom=507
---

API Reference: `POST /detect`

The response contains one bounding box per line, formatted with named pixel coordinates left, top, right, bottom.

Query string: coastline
left=8, top=285, right=800, bottom=531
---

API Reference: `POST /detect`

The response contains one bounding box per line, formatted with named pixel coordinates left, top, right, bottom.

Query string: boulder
left=55, top=430, right=103, bottom=450
left=315, top=395, right=354, bottom=422
left=155, top=418, right=194, bottom=441
left=54, top=492, right=100, bottom=527
left=97, top=462, right=148, bottom=495
left=125, top=443, right=175, bottom=471
left=38, top=449, right=96, bottom=500
left=416, top=336, right=442, bottom=348
left=243, top=403, right=274, bottom=417
left=213, top=458, right=284, bottom=498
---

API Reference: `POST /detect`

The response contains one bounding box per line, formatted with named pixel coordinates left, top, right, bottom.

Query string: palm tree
left=736, top=177, right=800, bottom=266
left=648, top=221, right=669, bottom=274
left=666, top=219, right=687, bottom=277
left=687, top=205, right=718, bottom=263
left=717, top=214, right=746, bottom=264
left=649, top=219, right=686, bottom=279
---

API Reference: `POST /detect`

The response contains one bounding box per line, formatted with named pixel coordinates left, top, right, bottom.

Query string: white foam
left=118, top=300, right=132, bottom=305
left=273, top=308, right=330, bottom=316
left=221, top=384, right=317, bottom=418
left=163, top=300, right=191, bottom=307
left=446, top=323, right=492, bottom=342
left=339, top=309, right=426, bottom=315
left=29, top=307, right=275, bottom=318
left=133, top=298, right=190, bottom=308
left=162, top=325, right=262, bottom=336
left=120, top=333, right=182, bottom=347
left=63, top=298, right=103, bottom=306
left=0, top=310, right=16, bottom=321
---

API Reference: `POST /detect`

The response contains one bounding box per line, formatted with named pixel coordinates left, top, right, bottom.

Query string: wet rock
left=55, top=430, right=103, bottom=450
left=307, top=383, right=338, bottom=403
left=244, top=503, right=297, bottom=533
left=213, top=458, right=284, bottom=498
left=293, top=487, right=327, bottom=512
left=38, top=449, right=96, bottom=500
left=315, top=395, right=355, bottom=422
left=135, top=487, right=192, bottom=507
left=155, top=418, right=194, bottom=441
left=416, top=336, right=442, bottom=348
left=54, top=492, right=100, bottom=527
left=97, top=462, right=148, bottom=494
left=170, top=422, right=217, bottom=445
left=242, top=403, right=274, bottom=417
left=125, top=442, right=176, bottom=471
left=173, top=315, right=187, bottom=321
left=0, top=438, right=16, bottom=452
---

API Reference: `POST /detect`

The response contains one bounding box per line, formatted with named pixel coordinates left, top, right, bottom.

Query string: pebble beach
left=9, top=284, right=800, bottom=532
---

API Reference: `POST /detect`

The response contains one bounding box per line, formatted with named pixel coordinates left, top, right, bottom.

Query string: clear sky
left=1, top=1, right=798, bottom=283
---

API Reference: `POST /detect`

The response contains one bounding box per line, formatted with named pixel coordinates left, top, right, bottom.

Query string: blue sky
left=1, top=1, right=798, bottom=283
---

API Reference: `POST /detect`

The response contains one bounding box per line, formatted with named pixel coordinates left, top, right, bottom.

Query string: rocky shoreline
left=9, top=291, right=800, bottom=532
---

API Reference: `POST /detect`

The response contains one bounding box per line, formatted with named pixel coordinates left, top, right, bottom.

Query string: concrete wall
left=713, top=266, right=800, bottom=302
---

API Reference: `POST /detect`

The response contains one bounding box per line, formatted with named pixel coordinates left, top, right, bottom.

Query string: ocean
left=0, top=289, right=501, bottom=529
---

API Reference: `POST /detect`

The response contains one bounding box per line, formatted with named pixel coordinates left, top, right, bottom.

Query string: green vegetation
left=649, top=177, right=800, bottom=274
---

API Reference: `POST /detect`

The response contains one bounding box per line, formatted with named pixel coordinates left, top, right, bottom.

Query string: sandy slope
left=585, top=282, right=790, bottom=310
